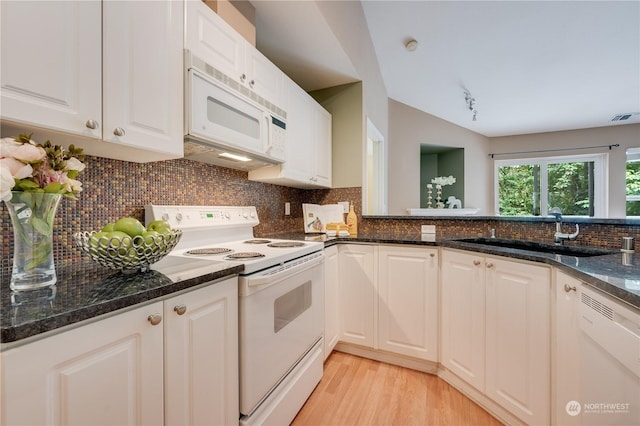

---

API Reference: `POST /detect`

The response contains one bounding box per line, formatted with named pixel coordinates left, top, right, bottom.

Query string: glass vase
left=4, top=191, right=63, bottom=291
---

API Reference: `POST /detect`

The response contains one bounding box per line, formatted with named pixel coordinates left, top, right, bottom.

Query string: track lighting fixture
left=464, top=90, right=478, bottom=121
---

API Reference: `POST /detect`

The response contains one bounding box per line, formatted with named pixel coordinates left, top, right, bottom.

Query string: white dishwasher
left=579, top=285, right=640, bottom=425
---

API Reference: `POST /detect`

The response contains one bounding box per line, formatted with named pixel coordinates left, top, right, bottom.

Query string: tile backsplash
left=2, top=155, right=639, bottom=271
left=1, top=156, right=310, bottom=269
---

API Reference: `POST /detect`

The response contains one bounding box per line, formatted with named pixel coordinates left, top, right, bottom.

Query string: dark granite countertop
left=263, top=231, right=640, bottom=310
left=3, top=230, right=638, bottom=346
left=1, top=257, right=242, bottom=346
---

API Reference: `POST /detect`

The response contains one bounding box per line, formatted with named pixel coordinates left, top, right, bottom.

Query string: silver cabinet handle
left=486, top=262, right=494, bottom=269
left=564, top=284, right=577, bottom=292
left=147, top=313, right=162, bottom=326
left=473, top=260, right=481, bottom=266
left=85, top=119, right=99, bottom=129
left=113, top=127, right=125, bottom=137
left=174, top=304, right=187, bottom=315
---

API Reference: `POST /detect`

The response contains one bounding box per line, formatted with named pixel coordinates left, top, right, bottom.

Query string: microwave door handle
left=264, top=113, right=273, bottom=154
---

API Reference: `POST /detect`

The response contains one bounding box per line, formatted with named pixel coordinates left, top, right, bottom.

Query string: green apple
left=89, top=231, right=110, bottom=255
left=147, top=219, right=172, bottom=234
left=106, top=231, right=133, bottom=256
left=113, top=217, right=146, bottom=237
left=140, top=230, right=160, bottom=245
left=101, top=223, right=115, bottom=232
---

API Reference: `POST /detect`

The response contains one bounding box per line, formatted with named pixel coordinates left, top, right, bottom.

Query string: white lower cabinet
left=1, top=302, right=165, bottom=426
left=0, top=277, right=238, bottom=426
left=553, top=270, right=582, bottom=426
left=323, top=245, right=340, bottom=360
left=441, top=249, right=551, bottom=425
left=378, top=245, right=439, bottom=361
left=164, top=277, right=238, bottom=426
left=338, top=244, right=377, bottom=347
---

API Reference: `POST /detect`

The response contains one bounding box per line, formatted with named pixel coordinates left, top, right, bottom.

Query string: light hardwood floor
left=292, top=351, right=503, bottom=426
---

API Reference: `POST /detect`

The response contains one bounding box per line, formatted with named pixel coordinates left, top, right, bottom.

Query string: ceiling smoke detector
left=405, top=39, right=418, bottom=52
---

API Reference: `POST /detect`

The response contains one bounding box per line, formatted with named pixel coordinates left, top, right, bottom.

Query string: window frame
left=626, top=148, right=640, bottom=216
left=494, top=153, right=609, bottom=217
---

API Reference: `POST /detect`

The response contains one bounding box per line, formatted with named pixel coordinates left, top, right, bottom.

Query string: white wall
left=490, top=124, right=640, bottom=218
left=388, top=99, right=492, bottom=215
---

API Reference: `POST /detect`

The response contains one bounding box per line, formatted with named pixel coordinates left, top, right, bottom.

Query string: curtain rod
left=488, top=144, right=620, bottom=158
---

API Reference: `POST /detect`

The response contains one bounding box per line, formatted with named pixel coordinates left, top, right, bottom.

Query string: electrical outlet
left=284, top=202, right=290, bottom=215
left=338, top=201, right=350, bottom=214
left=421, top=225, right=436, bottom=234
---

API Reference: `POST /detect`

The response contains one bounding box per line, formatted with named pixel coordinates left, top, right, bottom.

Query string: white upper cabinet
left=185, top=0, right=283, bottom=109
left=248, top=77, right=332, bottom=188
left=0, top=1, right=102, bottom=139
left=0, top=0, right=183, bottom=162
left=102, top=0, right=184, bottom=156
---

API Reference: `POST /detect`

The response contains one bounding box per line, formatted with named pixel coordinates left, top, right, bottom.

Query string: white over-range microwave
left=184, top=52, right=287, bottom=171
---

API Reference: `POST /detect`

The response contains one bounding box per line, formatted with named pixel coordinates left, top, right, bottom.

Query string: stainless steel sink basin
left=454, top=238, right=614, bottom=257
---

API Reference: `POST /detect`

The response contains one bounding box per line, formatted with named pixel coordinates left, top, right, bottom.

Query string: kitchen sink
left=454, top=237, right=615, bottom=257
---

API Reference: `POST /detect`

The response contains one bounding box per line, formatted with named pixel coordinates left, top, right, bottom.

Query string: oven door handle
left=246, top=252, right=324, bottom=288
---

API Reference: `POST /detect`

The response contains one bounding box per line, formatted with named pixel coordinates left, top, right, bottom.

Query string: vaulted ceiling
left=252, top=0, right=640, bottom=137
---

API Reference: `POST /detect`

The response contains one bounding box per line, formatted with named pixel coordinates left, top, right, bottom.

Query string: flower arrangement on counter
left=426, top=175, right=457, bottom=208
left=1, top=133, right=86, bottom=290
left=0, top=133, right=86, bottom=201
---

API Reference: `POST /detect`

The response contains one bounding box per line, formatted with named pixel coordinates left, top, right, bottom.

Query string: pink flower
left=64, top=157, right=85, bottom=172
left=0, top=157, right=33, bottom=180
left=0, top=137, right=46, bottom=163
left=1, top=166, right=15, bottom=201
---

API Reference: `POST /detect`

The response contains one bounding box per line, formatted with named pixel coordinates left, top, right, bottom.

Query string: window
left=627, top=148, right=640, bottom=216
left=495, top=154, right=608, bottom=217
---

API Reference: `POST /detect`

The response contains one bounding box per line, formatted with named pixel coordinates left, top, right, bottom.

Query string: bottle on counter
left=346, top=203, right=358, bottom=237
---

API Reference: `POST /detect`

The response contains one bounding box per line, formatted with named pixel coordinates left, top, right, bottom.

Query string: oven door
left=239, top=253, right=324, bottom=416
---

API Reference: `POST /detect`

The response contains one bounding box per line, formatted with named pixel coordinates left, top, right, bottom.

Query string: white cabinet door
left=246, top=47, right=284, bottom=109
left=378, top=245, right=438, bottom=361
left=164, top=278, right=239, bottom=426
left=102, top=0, right=183, bottom=156
left=185, top=0, right=245, bottom=84
left=313, top=104, right=332, bottom=188
left=0, top=302, right=164, bottom=426
left=324, top=245, right=340, bottom=360
left=440, top=249, right=486, bottom=391
left=553, top=271, right=582, bottom=426
left=0, top=1, right=101, bottom=139
left=280, top=81, right=315, bottom=182
left=485, top=257, right=551, bottom=425
left=338, top=244, right=377, bottom=347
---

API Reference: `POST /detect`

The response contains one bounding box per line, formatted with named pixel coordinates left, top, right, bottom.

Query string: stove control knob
left=250, top=210, right=256, bottom=218
left=161, top=213, right=170, bottom=221
left=224, top=212, right=231, bottom=219
left=175, top=212, right=183, bottom=222
left=243, top=211, right=249, bottom=218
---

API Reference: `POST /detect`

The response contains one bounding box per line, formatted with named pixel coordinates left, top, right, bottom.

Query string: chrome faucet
left=549, top=207, right=579, bottom=245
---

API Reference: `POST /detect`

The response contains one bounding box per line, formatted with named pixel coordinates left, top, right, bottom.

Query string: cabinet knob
left=473, top=260, right=481, bottom=266
left=113, top=127, right=126, bottom=137
left=564, top=284, right=577, bottom=293
left=486, top=262, right=494, bottom=269
left=174, top=304, right=187, bottom=315
left=147, top=313, right=162, bottom=326
left=249, top=79, right=255, bottom=88
left=240, top=73, right=246, bottom=82
left=85, top=119, right=99, bottom=129
left=430, top=253, right=436, bottom=258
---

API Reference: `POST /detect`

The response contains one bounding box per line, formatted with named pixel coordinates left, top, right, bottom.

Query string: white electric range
left=145, top=204, right=325, bottom=425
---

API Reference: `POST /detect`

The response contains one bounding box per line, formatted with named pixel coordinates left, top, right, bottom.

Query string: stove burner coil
left=267, top=241, right=306, bottom=248
left=226, top=252, right=266, bottom=259
left=186, top=248, right=233, bottom=255
left=244, top=239, right=272, bottom=244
